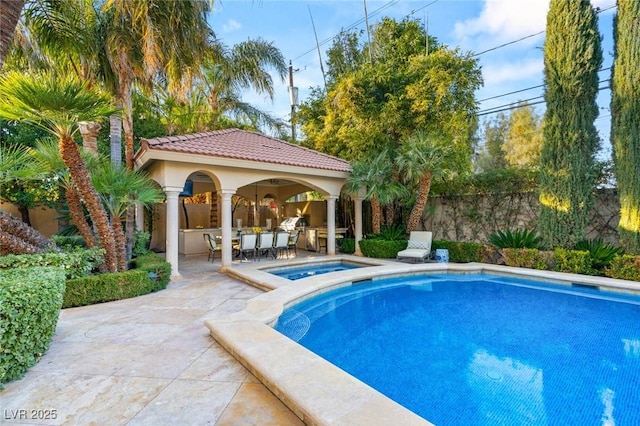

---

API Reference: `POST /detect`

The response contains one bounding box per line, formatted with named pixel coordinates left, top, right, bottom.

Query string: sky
left=208, top=0, right=617, bottom=159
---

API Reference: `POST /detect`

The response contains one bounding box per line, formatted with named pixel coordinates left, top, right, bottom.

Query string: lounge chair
left=396, top=231, right=433, bottom=263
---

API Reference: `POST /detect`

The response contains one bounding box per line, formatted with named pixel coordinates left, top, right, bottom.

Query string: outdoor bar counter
left=178, top=228, right=221, bottom=255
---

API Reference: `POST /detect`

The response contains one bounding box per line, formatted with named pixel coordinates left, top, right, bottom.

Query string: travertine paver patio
left=0, top=254, right=305, bottom=425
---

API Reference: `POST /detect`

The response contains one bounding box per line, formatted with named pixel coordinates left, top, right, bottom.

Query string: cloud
left=455, top=0, right=616, bottom=48
left=455, top=1, right=547, bottom=41
left=481, top=58, right=543, bottom=86
left=222, top=19, right=242, bottom=33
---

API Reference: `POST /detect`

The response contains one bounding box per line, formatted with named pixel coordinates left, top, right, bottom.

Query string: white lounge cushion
left=396, top=248, right=430, bottom=259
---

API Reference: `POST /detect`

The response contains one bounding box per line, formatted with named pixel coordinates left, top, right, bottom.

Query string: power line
left=477, top=82, right=612, bottom=117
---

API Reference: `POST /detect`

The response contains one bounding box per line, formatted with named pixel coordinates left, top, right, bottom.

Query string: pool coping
left=205, top=258, right=640, bottom=425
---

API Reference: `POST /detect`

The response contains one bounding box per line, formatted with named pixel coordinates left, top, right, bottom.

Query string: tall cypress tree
left=538, top=0, right=602, bottom=248
left=611, top=0, right=640, bottom=254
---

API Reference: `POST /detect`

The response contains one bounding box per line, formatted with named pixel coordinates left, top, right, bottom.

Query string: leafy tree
left=611, top=0, right=640, bottom=253
left=538, top=0, right=602, bottom=249
left=325, top=29, right=363, bottom=83
left=0, top=142, right=58, bottom=254
left=476, top=113, right=509, bottom=172
left=0, top=71, right=120, bottom=271
left=299, top=17, right=482, bottom=166
left=0, top=119, right=57, bottom=225
left=503, top=103, right=543, bottom=168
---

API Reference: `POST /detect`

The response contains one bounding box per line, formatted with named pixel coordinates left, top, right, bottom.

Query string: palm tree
left=31, top=138, right=100, bottom=251
left=347, top=149, right=406, bottom=234
left=92, top=161, right=163, bottom=270
left=0, top=71, right=120, bottom=272
left=396, top=131, right=457, bottom=233
left=200, top=38, right=288, bottom=134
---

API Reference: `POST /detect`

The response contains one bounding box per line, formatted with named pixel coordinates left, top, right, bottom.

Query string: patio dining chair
left=237, top=233, right=258, bottom=261
left=273, top=231, right=290, bottom=259
left=255, top=232, right=275, bottom=260
left=288, top=230, right=300, bottom=257
left=203, top=233, right=219, bottom=262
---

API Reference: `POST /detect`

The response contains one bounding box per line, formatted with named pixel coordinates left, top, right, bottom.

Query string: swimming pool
left=275, top=273, right=640, bottom=424
left=266, top=260, right=365, bottom=280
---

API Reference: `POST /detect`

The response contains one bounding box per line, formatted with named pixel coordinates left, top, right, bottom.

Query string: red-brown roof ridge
left=142, top=128, right=351, bottom=172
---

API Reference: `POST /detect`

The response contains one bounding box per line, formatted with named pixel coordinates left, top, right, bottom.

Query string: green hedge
left=0, top=248, right=104, bottom=279
left=1, top=267, right=65, bottom=387
left=359, top=239, right=408, bottom=258
left=432, top=240, right=488, bottom=263
left=553, top=248, right=593, bottom=275
left=605, top=255, right=640, bottom=281
left=63, top=253, right=170, bottom=308
left=501, top=248, right=552, bottom=270
left=130, top=253, right=171, bottom=288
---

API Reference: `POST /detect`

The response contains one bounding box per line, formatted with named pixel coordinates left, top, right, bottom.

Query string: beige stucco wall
left=1, top=203, right=59, bottom=237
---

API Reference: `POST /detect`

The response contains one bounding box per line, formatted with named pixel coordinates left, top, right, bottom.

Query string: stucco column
left=354, top=195, right=363, bottom=256
left=219, top=190, right=235, bottom=272
left=164, top=187, right=182, bottom=279
left=326, top=195, right=338, bottom=256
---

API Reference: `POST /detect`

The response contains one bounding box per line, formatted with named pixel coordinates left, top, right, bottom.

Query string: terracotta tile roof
left=141, top=128, right=351, bottom=172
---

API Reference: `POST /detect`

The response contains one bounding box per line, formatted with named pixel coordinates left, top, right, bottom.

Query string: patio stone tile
left=216, top=383, right=305, bottom=426
left=127, top=379, right=241, bottom=426
left=114, top=345, right=208, bottom=379
left=178, top=343, right=251, bottom=383
left=0, top=372, right=170, bottom=425
left=111, top=307, right=210, bottom=325
left=28, top=342, right=149, bottom=376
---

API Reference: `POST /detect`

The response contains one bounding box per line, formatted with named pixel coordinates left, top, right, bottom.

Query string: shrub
left=0, top=248, right=104, bottom=279
left=574, top=238, right=622, bottom=271
left=554, top=248, right=593, bottom=275
left=50, top=235, right=87, bottom=249
left=360, top=239, right=408, bottom=258
left=367, top=224, right=407, bottom=241
left=131, top=253, right=171, bottom=288
left=132, top=231, right=152, bottom=257
left=605, top=255, right=640, bottom=281
left=63, top=252, right=170, bottom=308
left=489, top=228, right=541, bottom=249
left=1, top=267, right=65, bottom=386
left=501, top=248, right=552, bottom=270
left=432, top=240, right=488, bottom=263
left=340, top=238, right=355, bottom=254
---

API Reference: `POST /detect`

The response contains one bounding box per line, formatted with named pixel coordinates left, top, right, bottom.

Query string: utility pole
left=288, top=60, right=299, bottom=142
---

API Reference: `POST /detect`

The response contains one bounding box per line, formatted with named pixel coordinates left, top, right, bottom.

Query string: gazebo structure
left=134, top=128, right=362, bottom=277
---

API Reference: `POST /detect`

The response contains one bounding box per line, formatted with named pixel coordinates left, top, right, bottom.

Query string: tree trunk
left=17, top=203, right=31, bottom=226
left=406, top=173, right=433, bottom=233
left=0, top=0, right=25, bottom=70
left=0, top=210, right=57, bottom=253
left=111, top=214, right=128, bottom=271
left=65, top=185, right=97, bottom=249
left=0, top=231, right=42, bottom=255
left=371, top=195, right=381, bottom=234
left=59, top=135, right=119, bottom=272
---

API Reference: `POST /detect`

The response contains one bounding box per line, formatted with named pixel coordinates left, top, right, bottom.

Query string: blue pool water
left=275, top=273, right=640, bottom=424
left=267, top=261, right=363, bottom=280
